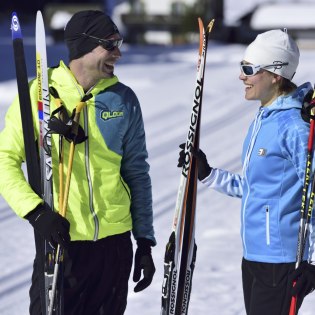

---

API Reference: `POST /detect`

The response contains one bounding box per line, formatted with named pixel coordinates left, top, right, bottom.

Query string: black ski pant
left=242, top=258, right=307, bottom=315
left=29, top=231, right=133, bottom=315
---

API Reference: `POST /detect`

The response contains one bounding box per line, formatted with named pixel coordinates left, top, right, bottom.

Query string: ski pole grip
left=74, top=101, right=86, bottom=118
left=59, top=96, right=91, bottom=218
left=72, top=93, right=92, bottom=122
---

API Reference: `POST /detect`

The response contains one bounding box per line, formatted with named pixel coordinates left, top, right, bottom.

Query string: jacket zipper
left=83, top=106, right=99, bottom=241
left=71, top=78, right=99, bottom=241
left=242, top=109, right=264, bottom=256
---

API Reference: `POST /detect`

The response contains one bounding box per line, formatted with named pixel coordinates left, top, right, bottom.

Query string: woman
left=179, top=29, right=315, bottom=314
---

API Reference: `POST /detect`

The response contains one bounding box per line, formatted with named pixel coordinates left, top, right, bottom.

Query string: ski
left=161, top=18, right=215, bottom=315
left=11, top=11, right=47, bottom=314
left=289, top=88, right=315, bottom=315
left=36, top=11, right=64, bottom=315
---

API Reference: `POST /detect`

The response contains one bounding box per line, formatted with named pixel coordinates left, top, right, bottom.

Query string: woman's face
left=239, top=61, right=281, bottom=107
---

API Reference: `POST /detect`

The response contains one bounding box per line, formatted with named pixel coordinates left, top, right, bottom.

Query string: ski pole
left=48, top=94, right=91, bottom=315
left=289, top=90, right=315, bottom=315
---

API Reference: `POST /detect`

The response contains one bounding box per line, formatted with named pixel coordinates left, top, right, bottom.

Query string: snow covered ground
left=1, top=23, right=315, bottom=315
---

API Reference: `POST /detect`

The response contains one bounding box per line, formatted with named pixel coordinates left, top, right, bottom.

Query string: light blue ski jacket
left=203, top=82, right=315, bottom=263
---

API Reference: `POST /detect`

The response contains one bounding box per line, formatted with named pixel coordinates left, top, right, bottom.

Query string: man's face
left=81, top=33, right=122, bottom=80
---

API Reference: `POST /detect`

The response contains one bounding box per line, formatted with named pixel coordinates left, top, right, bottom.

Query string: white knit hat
left=243, top=29, right=300, bottom=80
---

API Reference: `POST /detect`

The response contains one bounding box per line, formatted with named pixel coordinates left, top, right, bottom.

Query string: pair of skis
left=11, top=11, right=64, bottom=315
left=161, top=18, right=215, bottom=315
left=289, top=89, right=315, bottom=315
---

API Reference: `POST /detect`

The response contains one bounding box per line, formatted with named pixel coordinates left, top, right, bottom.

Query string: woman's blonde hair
left=278, top=77, right=297, bottom=95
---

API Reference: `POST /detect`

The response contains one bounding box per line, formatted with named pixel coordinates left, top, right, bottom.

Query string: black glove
left=177, top=143, right=212, bottom=181
left=133, top=238, right=155, bottom=292
left=290, top=261, right=315, bottom=297
left=301, top=89, right=315, bottom=123
left=25, top=203, right=71, bottom=249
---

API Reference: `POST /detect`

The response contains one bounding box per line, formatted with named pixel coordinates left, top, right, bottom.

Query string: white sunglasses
left=240, top=61, right=288, bottom=76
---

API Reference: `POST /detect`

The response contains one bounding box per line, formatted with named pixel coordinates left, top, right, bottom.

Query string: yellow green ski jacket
left=0, top=61, right=155, bottom=243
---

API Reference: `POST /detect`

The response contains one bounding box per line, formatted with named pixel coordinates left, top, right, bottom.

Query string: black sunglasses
left=81, top=33, right=123, bottom=51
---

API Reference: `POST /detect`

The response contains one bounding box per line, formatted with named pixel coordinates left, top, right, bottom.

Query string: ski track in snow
left=1, top=40, right=315, bottom=314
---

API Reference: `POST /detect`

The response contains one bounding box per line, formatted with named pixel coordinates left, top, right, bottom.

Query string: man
left=0, top=10, right=155, bottom=315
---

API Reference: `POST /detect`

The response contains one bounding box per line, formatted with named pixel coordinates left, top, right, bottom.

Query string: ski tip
left=206, top=19, right=215, bottom=33
left=197, top=17, right=203, bottom=30
left=11, top=12, right=22, bottom=40
left=197, top=17, right=215, bottom=37
left=36, top=10, right=43, bottom=19
left=36, top=10, right=45, bottom=34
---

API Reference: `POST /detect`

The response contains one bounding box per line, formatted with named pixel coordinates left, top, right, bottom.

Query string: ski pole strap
left=44, top=93, right=90, bottom=152
left=48, top=107, right=72, bottom=134
left=82, top=93, right=93, bottom=103
left=69, top=93, right=92, bottom=144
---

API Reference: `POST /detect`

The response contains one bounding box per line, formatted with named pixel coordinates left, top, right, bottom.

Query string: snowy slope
left=1, top=37, right=315, bottom=315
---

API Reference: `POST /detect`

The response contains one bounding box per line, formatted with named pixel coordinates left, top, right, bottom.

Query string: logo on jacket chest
left=258, top=148, right=267, bottom=156
left=101, top=110, right=124, bottom=121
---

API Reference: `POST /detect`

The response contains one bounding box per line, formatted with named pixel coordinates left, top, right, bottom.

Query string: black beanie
left=64, top=10, right=120, bottom=61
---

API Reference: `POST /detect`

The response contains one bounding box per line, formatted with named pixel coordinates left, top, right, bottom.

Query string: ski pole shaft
left=295, top=118, right=315, bottom=266
left=60, top=100, right=86, bottom=216
left=289, top=92, right=315, bottom=315
left=49, top=97, right=90, bottom=315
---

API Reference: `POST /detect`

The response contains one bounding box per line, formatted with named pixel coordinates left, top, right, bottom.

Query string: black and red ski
left=161, top=18, right=215, bottom=315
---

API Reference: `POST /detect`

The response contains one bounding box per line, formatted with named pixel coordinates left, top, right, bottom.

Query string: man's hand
left=25, top=203, right=71, bottom=249
left=133, top=238, right=155, bottom=292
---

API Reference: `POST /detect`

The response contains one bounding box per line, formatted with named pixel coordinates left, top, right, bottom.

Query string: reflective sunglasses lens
left=241, top=65, right=255, bottom=76
left=102, top=39, right=123, bottom=51
left=115, top=39, right=123, bottom=49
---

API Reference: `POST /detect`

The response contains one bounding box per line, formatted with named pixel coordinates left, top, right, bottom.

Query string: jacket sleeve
left=120, top=89, right=156, bottom=245
left=201, top=168, right=243, bottom=198
left=0, top=82, right=43, bottom=217
left=278, top=113, right=310, bottom=186
left=278, top=110, right=315, bottom=262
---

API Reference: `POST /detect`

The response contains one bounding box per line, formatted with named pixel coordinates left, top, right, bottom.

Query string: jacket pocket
left=265, top=205, right=270, bottom=245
